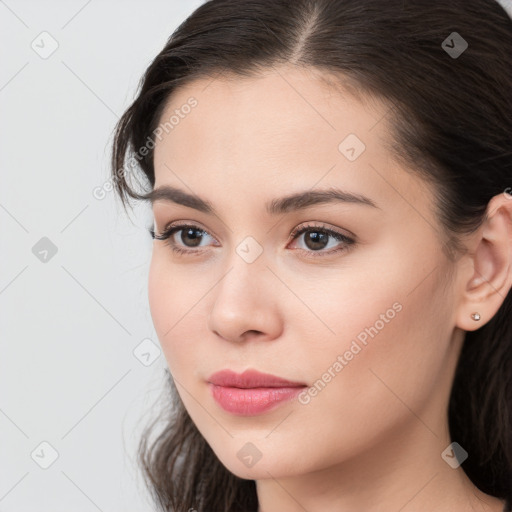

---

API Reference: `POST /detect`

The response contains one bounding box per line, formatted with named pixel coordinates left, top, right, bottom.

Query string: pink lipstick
left=207, top=369, right=307, bottom=416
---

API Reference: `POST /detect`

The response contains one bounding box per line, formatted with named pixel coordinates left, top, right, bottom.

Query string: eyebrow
left=145, top=185, right=380, bottom=215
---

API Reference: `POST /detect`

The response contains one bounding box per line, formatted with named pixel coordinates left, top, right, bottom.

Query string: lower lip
left=208, top=383, right=305, bottom=416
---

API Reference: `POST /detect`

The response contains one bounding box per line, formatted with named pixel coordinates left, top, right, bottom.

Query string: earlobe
left=455, top=193, right=512, bottom=331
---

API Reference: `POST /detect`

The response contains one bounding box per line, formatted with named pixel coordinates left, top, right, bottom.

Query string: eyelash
left=148, top=222, right=355, bottom=259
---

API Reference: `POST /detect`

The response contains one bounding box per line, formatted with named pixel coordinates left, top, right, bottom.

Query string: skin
left=148, top=64, right=512, bottom=512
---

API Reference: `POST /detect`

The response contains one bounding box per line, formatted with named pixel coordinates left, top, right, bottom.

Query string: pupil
left=179, top=229, right=330, bottom=250
left=182, top=228, right=202, bottom=247
left=306, top=231, right=327, bottom=250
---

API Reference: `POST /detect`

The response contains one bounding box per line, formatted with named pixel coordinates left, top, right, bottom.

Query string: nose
left=207, top=254, right=283, bottom=343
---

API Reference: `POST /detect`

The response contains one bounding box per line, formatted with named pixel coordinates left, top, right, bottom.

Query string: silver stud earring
left=471, top=312, right=481, bottom=321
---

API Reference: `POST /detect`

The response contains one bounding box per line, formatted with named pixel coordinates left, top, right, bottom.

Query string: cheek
left=148, top=253, right=183, bottom=372
left=147, top=254, right=168, bottom=338
left=314, top=238, right=453, bottom=383
left=147, top=252, right=211, bottom=375
left=299, top=266, right=454, bottom=444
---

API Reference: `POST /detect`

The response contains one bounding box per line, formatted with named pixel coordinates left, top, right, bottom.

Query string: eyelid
left=288, top=221, right=355, bottom=242
left=153, top=220, right=219, bottom=242
left=150, top=219, right=355, bottom=258
left=152, top=219, right=353, bottom=241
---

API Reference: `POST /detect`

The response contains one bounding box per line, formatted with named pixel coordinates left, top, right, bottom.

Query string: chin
left=215, top=450, right=306, bottom=481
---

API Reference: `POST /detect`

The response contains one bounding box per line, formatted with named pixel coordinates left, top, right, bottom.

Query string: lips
left=207, top=369, right=307, bottom=388
left=207, top=369, right=307, bottom=416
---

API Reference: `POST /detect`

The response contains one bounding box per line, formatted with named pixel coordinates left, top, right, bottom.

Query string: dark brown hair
left=111, top=1, right=512, bottom=510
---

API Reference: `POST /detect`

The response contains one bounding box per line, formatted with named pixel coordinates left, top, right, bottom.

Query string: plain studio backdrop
left=0, top=1, right=202, bottom=511
left=3, top=1, right=512, bottom=512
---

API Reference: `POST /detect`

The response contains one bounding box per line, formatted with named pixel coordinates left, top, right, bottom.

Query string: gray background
left=1, top=1, right=202, bottom=511
left=2, top=1, right=512, bottom=511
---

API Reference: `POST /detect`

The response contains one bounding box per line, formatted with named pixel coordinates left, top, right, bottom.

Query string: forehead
left=151, top=65, right=433, bottom=223
left=156, top=66, right=388, bottom=154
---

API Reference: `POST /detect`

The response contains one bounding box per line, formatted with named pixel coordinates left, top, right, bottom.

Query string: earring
left=470, top=312, right=481, bottom=321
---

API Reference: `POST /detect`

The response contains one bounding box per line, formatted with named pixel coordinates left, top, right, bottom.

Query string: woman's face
left=149, top=65, right=464, bottom=482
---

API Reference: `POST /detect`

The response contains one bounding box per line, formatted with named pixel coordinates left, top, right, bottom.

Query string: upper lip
left=208, top=369, right=307, bottom=388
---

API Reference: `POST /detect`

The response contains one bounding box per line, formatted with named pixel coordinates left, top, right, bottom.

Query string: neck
left=255, top=416, right=504, bottom=512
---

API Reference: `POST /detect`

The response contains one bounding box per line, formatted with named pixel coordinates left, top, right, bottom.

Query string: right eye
left=149, top=222, right=218, bottom=255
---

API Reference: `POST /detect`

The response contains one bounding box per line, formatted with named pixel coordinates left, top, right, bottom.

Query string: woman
left=111, top=0, right=512, bottom=510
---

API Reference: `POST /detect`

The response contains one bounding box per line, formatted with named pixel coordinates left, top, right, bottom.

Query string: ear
left=455, top=191, right=512, bottom=331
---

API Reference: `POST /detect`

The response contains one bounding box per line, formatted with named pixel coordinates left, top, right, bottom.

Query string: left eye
left=287, top=224, right=355, bottom=257
left=149, top=222, right=355, bottom=258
